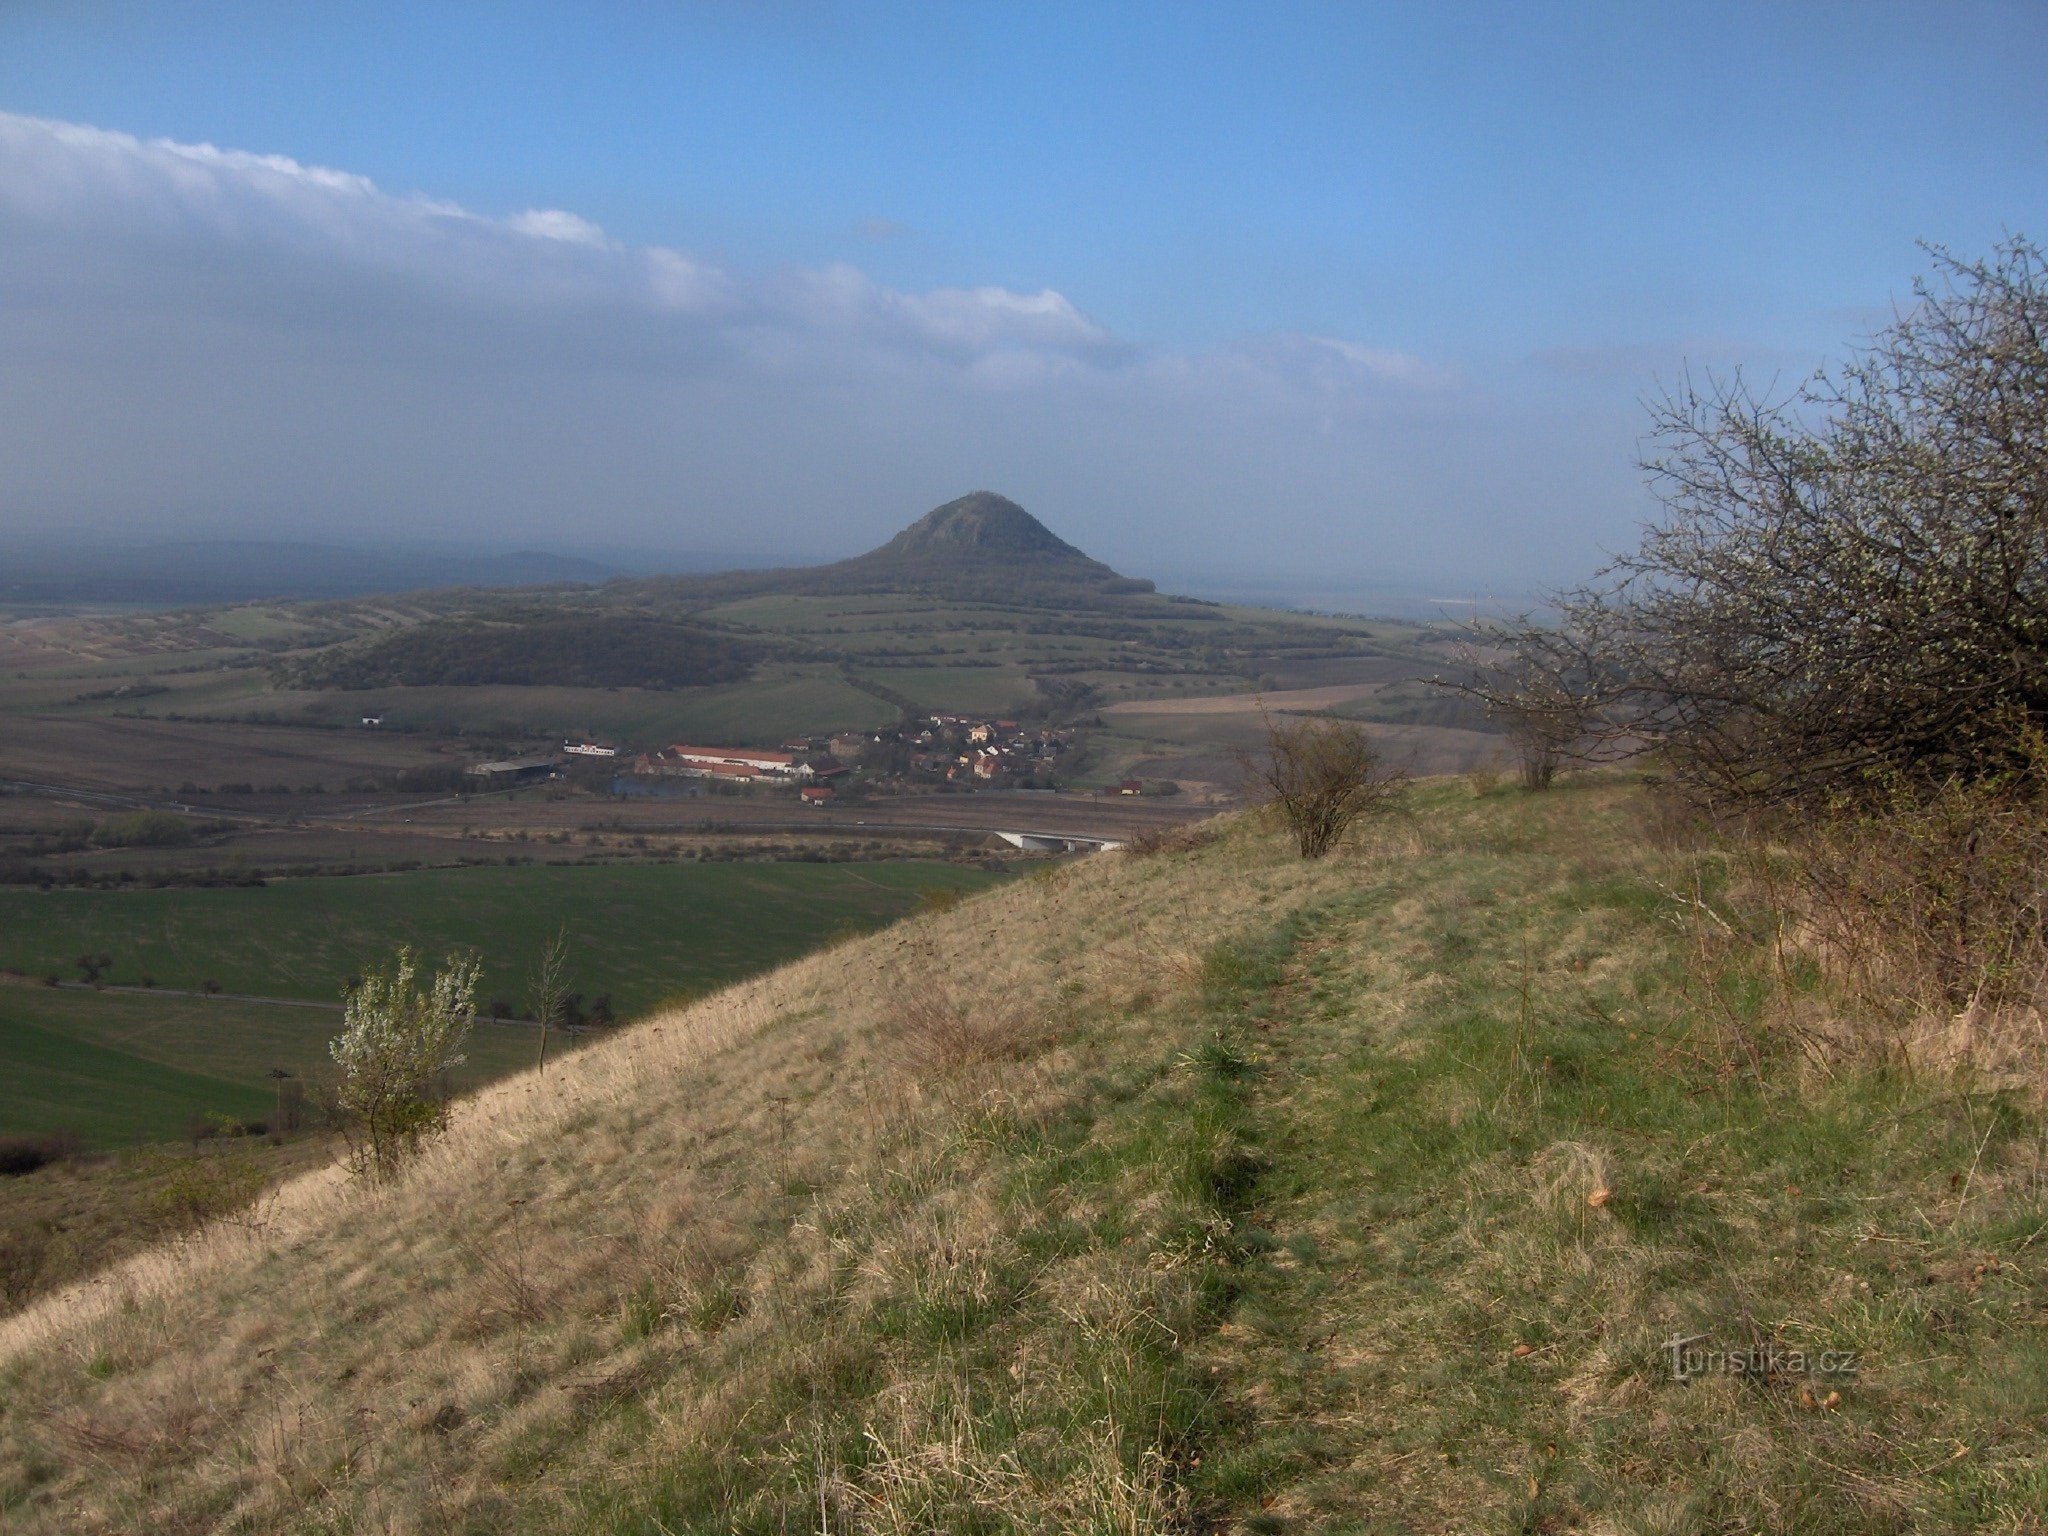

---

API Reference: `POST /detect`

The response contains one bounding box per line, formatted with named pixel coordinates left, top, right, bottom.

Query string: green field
left=0, top=859, right=1006, bottom=1145
left=98, top=664, right=900, bottom=745
left=0, top=988, right=544, bottom=1146
left=0, top=860, right=1005, bottom=1017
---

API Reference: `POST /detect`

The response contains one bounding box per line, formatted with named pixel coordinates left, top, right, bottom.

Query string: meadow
left=0, top=859, right=1005, bottom=1146
left=7, top=778, right=2042, bottom=1531
left=0, top=988, right=543, bottom=1146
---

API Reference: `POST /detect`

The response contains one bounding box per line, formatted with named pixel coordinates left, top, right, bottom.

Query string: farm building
left=664, top=746, right=816, bottom=781
left=799, top=785, right=835, bottom=804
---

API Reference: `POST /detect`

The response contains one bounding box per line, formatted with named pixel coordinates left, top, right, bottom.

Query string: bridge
left=991, top=830, right=1125, bottom=854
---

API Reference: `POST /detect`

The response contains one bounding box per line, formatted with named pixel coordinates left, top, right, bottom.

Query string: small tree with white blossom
left=330, top=947, right=479, bottom=1180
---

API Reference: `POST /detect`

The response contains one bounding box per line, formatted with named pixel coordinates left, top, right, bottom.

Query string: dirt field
left=0, top=715, right=452, bottom=794
left=1102, top=682, right=1385, bottom=715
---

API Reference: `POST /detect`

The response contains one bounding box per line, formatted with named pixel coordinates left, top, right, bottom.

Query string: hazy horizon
left=4, top=4, right=2045, bottom=591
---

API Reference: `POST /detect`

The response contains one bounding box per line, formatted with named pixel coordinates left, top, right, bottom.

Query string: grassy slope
left=2, top=779, right=2043, bottom=1532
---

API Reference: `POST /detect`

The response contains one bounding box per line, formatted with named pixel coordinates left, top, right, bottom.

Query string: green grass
left=852, top=663, right=1042, bottom=714
left=0, top=860, right=1005, bottom=1018
left=0, top=859, right=1005, bottom=1146
left=0, top=1006, right=273, bottom=1145
left=1160, top=781, right=2048, bottom=1530
left=155, top=665, right=900, bottom=743
left=0, top=986, right=547, bottom=1146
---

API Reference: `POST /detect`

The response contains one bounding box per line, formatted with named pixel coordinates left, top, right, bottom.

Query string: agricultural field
left=0, top=987, right=542, bottom=1147
left=0, top=859, right=1006, bottom=1146
left=0, top=860, right=1006, bottom=1017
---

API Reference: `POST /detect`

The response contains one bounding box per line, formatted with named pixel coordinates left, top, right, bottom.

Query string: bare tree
left=528, top=925, right=570, bottom=1075
left=1239, top=712, right=1403, bottom=858
left=1458, top=238, right=2048, bottom=810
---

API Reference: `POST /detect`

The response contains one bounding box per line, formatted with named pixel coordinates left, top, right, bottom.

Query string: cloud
left=0, top=110, right=1614, bottom=589
left=508, top=208, right=610, bottom=246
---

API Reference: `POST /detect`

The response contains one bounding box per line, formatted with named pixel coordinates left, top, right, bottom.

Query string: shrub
left=89, top=811, right=197, bottom=849
left=1778, top=771, right=2048, bottom=1024
left=1468, top=240, right=2048, bottom=811
left=330, top=948, right=480, bottom=1180
left=1238, top=713, right=1403, bottom=858
left=137, top=1151, right=268, bottom=1236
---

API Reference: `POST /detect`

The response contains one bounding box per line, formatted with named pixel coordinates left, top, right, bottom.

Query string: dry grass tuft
left=1123, top=822, right=1221, bottom=858
left=891, top=984, right=1050, bottom=1075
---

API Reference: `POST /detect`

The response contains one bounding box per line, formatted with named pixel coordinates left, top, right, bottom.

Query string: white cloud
left=0, top=110, right=1605, bottom=588
left=508, top=208, right=610, bottom=246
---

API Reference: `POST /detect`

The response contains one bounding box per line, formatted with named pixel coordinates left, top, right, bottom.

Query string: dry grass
left=6, top=777, right=2044, bottom=1532
left=1122, top=822, right=1220, bottom=858
left=0, top=803, right=1383, bottom=1532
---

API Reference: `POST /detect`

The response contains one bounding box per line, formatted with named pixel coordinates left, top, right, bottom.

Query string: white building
left=667, top=745, right=814, bottom=780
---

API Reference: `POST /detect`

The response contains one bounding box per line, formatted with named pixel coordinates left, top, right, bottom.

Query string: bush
left=89, top=811, right=197, bottom=849
left=1238, top=714, right=1403, bottom=859
left=330, top=948, right=480, bottom=1180
left=1469, top=240, right=2048, bottom=811
left=1780, top=770, right=2048, bottom=1022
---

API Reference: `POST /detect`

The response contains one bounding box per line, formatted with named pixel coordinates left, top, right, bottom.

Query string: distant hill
left=624, top=492, right=1154, bottom=606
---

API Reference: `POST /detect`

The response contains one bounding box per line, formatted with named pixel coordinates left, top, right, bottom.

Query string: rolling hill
left=2, top=778, right=2040, bottom=1531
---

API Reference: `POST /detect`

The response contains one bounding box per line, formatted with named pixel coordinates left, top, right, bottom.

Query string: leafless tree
left=1239, top=712, right=1404, bottom=858
left=1458, top=238, right=2048, bottom=810
left=529, top=926, right=570, bottom=1075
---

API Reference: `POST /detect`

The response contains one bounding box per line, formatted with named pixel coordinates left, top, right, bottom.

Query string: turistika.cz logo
left=1663, top=1334, right=1860, bottom=1384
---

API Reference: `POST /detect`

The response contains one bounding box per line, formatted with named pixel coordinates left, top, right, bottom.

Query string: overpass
left=991, top=830, right=1125, bottom=854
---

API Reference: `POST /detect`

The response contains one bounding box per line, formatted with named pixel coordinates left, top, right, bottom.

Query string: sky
left=2, top=2, right=2044, bottom=593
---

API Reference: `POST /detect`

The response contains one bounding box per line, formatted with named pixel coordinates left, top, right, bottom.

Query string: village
left=614, top=714, right=1102, bottom=801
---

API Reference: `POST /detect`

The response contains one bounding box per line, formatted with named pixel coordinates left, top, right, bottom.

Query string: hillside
left=3, top=776, right=2040, bottom=1531
left=277, top=614, right=761, bottom=691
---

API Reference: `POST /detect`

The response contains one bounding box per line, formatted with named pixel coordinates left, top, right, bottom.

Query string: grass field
left=0, top=859, right=1005, bottom=1146
left=0, top=860, right=1005, bottom=1017
left=0, top=987, right=545, bottom=1146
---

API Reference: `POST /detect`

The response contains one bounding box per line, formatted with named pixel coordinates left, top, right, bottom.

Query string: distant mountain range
left=1, top=496, right=1150, bottom=610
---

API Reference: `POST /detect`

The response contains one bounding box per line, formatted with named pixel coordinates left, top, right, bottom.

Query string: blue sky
left=2, top=2, right=2044, bottom=591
